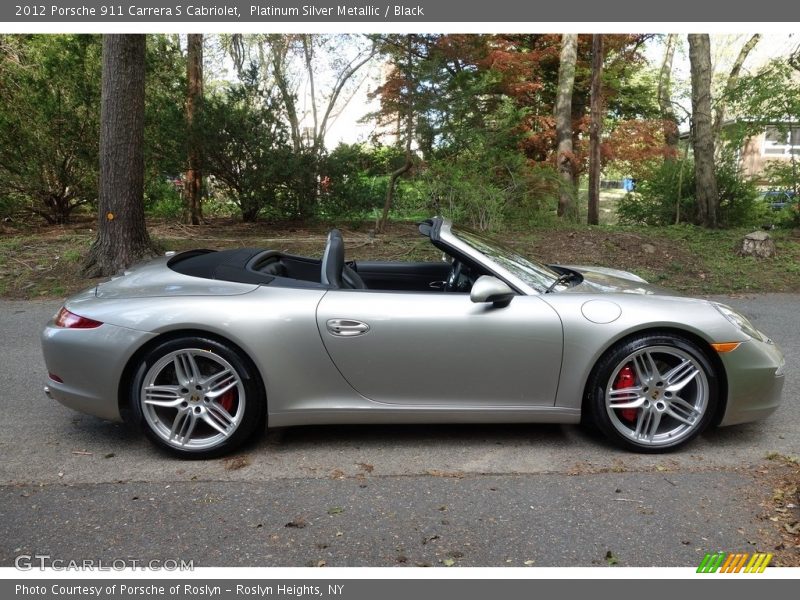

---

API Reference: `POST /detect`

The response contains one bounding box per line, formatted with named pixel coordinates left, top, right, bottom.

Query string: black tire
left=586, top=332, right=718, bottom=453
left=130, top=336, right=266, bottom=459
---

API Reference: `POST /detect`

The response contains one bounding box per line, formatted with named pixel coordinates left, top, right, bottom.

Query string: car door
left=316, top=290, right=563, bottom=406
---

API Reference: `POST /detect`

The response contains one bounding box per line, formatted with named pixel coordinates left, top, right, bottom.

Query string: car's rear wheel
left=130, top=336, right=265, bottom=458
left=587, top=333, right=718, bottom=452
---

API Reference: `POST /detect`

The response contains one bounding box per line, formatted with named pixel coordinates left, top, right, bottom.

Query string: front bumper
left=41, top=321, right=156, bottom=422
left=718, top=335, right=785, bottom=426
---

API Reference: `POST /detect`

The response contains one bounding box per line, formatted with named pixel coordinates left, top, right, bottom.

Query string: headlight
left=713, top=303, right=762, bottom=340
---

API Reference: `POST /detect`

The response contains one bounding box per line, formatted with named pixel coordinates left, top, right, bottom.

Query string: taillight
left=54, top=307, right=102, bottom=329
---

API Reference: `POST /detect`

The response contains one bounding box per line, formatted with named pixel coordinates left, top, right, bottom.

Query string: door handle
left=326, top=318, right=370, bottom=337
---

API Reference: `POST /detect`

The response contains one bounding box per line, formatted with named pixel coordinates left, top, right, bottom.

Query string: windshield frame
left=435, top=219, right=561, bottom=295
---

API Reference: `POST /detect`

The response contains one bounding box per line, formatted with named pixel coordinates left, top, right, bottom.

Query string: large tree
left=688, top=33, right=718, bottom=228
left=374, top=34, right=417, bottom=233
left=587, top=34, right=604, bottom=226
left=84, top=34, right=156, bottom=277
left=657, top=34, right=679, bottom=151
left=554, top=34, right=579, bottom=219
left=184, top=33, right=203, bottom=225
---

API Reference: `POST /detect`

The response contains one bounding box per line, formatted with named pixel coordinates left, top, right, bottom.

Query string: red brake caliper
left=613, top=364, right=638, bottom=422
left=219, top=390, right=236, bottom=413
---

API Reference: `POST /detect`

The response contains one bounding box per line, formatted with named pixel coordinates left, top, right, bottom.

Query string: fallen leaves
left=784, top=522, right=800, bottom=535
left=753, top=456, right=800, bottom=566
left=223, top=455, right=251, bottom=470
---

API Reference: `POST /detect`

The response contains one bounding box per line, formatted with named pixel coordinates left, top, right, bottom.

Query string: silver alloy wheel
left=604, top=345, right=709, bottom=447
left=139, top=348, right=246, bottom=450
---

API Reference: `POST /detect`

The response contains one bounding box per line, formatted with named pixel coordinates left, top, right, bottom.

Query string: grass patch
left=0, top=217, right=798, bottom=300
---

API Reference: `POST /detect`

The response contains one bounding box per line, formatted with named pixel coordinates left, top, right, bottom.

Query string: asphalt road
left=0, top=294, right=798, bottom=566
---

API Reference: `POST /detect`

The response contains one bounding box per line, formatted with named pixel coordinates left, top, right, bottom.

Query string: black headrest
left=321, top=229, right=344, bottom=288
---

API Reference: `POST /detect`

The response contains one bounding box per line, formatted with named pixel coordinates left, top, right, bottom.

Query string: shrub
left=616, top=159, right=695, bottom=226
left=715, top=158, right=763, bottom=227
left=617, top=156, right=764, bottom=228
left=144, top=176, right=184, bottom=220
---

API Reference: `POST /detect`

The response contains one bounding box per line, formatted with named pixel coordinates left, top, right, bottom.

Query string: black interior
left=168, top=226, right=487, bottom=293
left=352, top=261, right=451, bottom=291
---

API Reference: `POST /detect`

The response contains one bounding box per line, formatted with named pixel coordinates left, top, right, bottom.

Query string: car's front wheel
left=587, top=333, right=719, bottom=452
left=130, top=336, right=265, bottom=458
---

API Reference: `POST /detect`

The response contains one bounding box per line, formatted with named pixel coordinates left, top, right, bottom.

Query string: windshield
left=451, top=226, right=561, bottom=292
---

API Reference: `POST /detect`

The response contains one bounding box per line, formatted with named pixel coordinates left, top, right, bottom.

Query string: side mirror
left=470, top=275, right=515, bottom=308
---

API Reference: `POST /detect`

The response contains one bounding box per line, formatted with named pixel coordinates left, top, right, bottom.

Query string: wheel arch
left=580, top=326, right=728, bottom=427
left=117, top=328, right=267, bottom=419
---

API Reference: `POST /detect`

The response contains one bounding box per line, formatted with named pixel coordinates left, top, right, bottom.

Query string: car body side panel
left=62, top=287, right=369, bottom=419
left=269, top=406, right=581, bottom=427
left=316, top=291, right=563, bottom=406
left=53, top=285, right=579, bottom=427
left=94, top=256, right=260, bottom=298
left=42, top=323, right=156, bottom=421
left=718, top=337, right=785, bottom=425
left=540, top=293, right=749, bottom=411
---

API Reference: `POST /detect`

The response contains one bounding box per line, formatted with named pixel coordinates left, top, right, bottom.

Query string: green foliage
left=419, top=153, right=559, bottom=231
left=725, top=58, right=800, bottom=197
left=317, top=144, right=388, bottom=220
left=0, top=194, right=18, bottom=220
left=618, top=155, right=765, bottom=228
left=200, top=65, right=294, bottom=222
left=617, top=159, right=694, bottom=226
left=715, top=157, right=763, bottom=227
left=763, top=160, right=799, bottom=195
left=0, top=34, right=101, bottom=223
left=144, top=34, right=187, bottom=180
left=144, top=176, right=184, bottom=220
left=414, top=98, right=561, bottom=230
left=0, top=34, right=190, bottom=225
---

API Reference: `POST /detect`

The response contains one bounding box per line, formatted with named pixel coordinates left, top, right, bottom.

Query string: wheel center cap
left=190, top=394, right=199, bottom=402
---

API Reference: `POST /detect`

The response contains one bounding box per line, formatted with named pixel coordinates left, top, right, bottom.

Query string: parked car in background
left=763, top=190, right=797, bottom=210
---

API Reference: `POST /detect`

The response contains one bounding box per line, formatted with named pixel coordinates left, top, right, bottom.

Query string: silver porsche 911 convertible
left=41, top=217, right=785, bottom=458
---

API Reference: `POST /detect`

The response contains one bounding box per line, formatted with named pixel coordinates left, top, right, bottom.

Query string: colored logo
left=697, top=552, right=772, bottom=573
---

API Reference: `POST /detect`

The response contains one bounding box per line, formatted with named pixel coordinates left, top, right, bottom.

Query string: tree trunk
left=588, top=34, right=603, bottom=226
left=688, top=34, right=718, bottom=228
left=790, top=123, right=798, bottom=195
left=184, top=33, right=203, bottom=225
left=378, top=35, right=414, bottom=234
left=658, top=34, right=679, bottom=151
left=379, top=155, right=412, bottom=234
left=713, top=34, right=760, bottom=146
left=554, top=34, right=578, bottom=219
left=675, top=139, right=690, bottom=224
left=84, top=34, right=156, bottom=277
